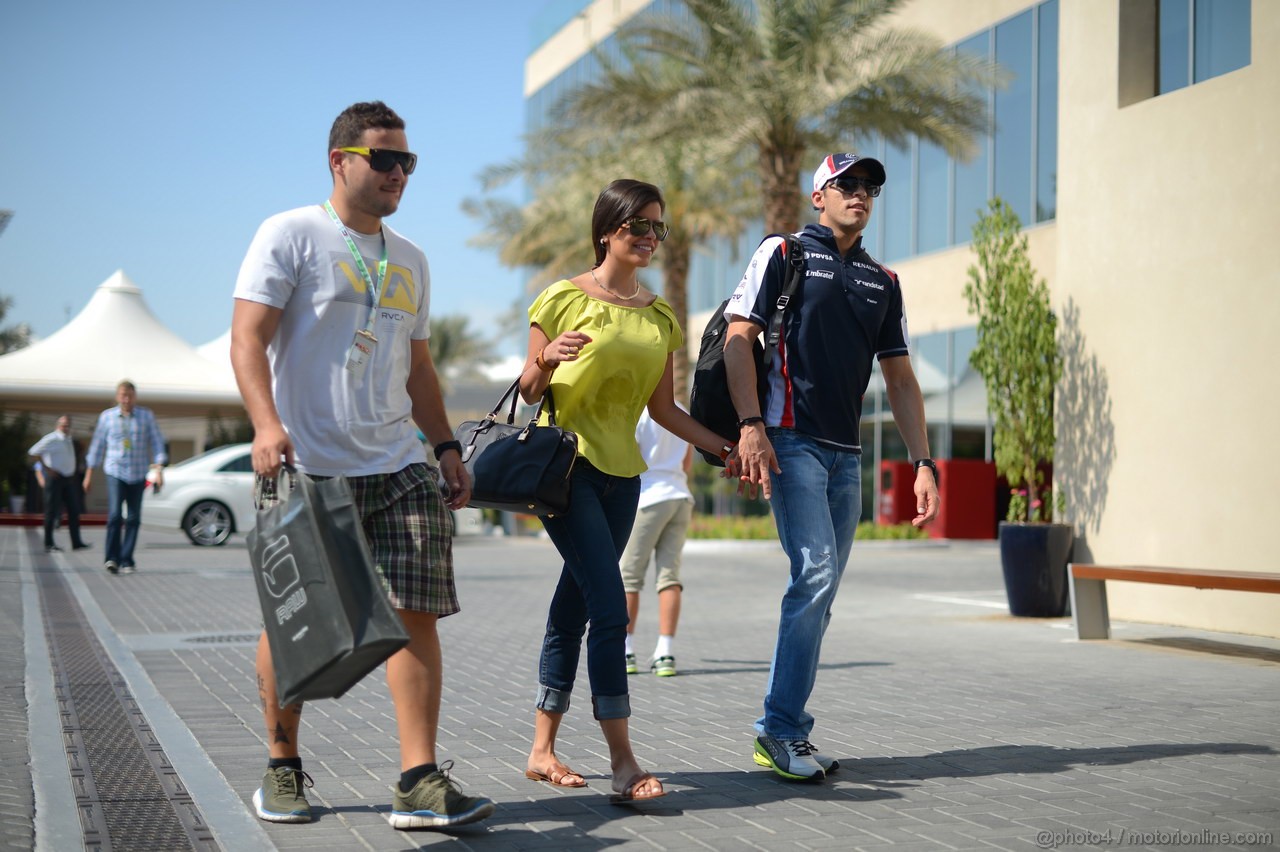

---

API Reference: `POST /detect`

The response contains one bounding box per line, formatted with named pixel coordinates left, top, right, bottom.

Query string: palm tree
left=428, top=314, right=495, bottom=394
left=466, top=114, right=756, bottom=391
left=0, top=295, right=31, bottom=354
left=559, top=0, right=1002, bottom=235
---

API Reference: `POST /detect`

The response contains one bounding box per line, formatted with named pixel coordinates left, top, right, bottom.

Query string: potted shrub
left=964, top=198, right=1071, bottom=617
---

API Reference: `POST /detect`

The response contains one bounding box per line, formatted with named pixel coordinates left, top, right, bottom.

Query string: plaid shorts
left=312, top=463, right=458, bottom=617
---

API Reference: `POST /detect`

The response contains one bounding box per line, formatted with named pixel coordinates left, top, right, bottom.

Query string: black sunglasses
left=619, top=217, right=669, bottom=241
left=827, top=176, right=882, bottom=197
left=338, top=147, right=418, bottom=175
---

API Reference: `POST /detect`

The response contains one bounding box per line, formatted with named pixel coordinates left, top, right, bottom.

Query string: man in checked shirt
left=84, top=379, right=167, bottom=574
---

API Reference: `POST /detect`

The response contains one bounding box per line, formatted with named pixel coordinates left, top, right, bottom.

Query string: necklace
left=590, top=267, right=641, bottom=300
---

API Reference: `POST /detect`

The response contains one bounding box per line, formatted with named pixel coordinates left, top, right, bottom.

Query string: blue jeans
left=756, top=429, right=862, bottom=740
left=105, top=476, right=146, bottom=566
left=537, top=460, right=640, bottom=720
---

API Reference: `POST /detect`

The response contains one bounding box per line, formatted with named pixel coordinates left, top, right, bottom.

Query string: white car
left=143, top=443, right=486, bottom=546
left=144, top=443, right=256, bottom=546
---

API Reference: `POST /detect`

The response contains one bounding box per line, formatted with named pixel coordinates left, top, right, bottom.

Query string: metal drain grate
left=38, top=566, right=219, bottom=851
left=184, top=633, right=260, bottom=645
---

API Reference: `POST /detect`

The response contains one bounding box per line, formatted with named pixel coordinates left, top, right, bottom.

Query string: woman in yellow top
left=518, top=179, right=737, bottom=801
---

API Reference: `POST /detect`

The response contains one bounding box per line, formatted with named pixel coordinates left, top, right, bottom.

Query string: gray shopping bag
left=248, top=468, right=409, bottom=707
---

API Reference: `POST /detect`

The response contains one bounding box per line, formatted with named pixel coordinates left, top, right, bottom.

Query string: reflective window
left=1159, top=0, right=1251, bottom=94
left=953, top=32, right=991, bottom=244
left=881, top=141, right=913, bottom=262
left=917, top=140, right=949, bottom=253
left=860, top=138, right=885, bottom=258
left=218, top=453, right=254, bottom=474
left=1036, top=0, right=1059, bottom=222
left=995, top=11, right=1033, bottom=225
left=1195, top=0, right=1251, bottom=83
left=1159, top=0, right=1192, bottom=93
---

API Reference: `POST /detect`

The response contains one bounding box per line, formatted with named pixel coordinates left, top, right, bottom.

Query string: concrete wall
left=1054, top=0, right=1279, bottom=636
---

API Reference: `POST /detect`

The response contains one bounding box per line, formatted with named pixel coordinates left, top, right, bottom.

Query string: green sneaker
left=752, top=735, right=826, bottom=781
left=753, top=744, right=839, bottom=774
left=389, top=761, right=495, bottom=830
left=651, top=655, right=677, bottom=677
left=253, top=766, right=314, bottom=823
left=625, top=653, right=639, bottom=675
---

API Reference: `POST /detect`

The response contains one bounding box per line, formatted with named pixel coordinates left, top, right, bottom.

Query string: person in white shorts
left=619, top=407, right=694, bottom=678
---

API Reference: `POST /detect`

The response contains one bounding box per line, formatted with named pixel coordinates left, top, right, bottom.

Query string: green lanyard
left=323, top=200, right=388, bottom=338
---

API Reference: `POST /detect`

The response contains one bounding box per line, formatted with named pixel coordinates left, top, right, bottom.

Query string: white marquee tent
left=0, top=271, right=241, bottom=414
left=0, top=271, right=244, bottom=465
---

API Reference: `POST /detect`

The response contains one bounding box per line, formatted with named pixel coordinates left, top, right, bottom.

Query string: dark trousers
left=43, top=473, right=85, bottom=548
left=105, top=477, right=145, bottom=566
left=536, top=462, right=640, bottom=719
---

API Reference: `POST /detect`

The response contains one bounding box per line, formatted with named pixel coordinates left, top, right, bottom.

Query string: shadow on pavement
left=829, top=742, right=1277, bottom=783
left=1124, top=637, right=1280, bottom=664
left=675, top=658, right=890, bottom=677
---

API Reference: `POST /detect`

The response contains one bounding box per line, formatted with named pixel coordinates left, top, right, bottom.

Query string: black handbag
left=248, top=467, right=409, bottom=707
left=451, top=378, right=578, bottom=516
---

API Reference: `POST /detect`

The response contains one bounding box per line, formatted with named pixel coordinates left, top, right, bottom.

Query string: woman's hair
left=591, top=179, right=665, bottom=267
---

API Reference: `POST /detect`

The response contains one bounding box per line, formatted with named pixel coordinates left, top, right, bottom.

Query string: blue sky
left=1, top=0, right=544, bottom=354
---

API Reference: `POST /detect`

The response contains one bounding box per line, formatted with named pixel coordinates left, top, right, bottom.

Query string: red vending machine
left=929, top=459, right=997, bottom=539
left=876, top=460, right=916, bottom=525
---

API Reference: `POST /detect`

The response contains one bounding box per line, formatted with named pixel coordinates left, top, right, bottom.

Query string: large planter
left=998, top=522, right=1073, bottom=617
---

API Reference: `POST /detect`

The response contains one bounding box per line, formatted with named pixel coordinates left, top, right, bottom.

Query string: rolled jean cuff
left=535, top=685, right=571, bottom=714
left=591, top=693, right=631, bottom=721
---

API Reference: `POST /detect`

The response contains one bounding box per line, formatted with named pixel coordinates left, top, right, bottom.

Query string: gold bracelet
left=535, top=350, right=556, bottom=373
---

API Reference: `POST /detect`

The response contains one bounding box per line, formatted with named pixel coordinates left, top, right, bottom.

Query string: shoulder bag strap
left=763, top=234, right=805, bottom=363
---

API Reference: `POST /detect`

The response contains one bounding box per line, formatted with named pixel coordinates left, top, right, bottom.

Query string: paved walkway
left=3, top=525, right=1278, bottom=850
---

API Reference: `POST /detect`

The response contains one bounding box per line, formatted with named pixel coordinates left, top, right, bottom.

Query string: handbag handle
left=486, top=378, right=559, bottom=428
left=254, top=462, right=298, bottom=510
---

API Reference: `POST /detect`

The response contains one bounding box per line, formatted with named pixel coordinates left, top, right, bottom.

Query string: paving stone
left=9, top=531, right=1280, bottom=850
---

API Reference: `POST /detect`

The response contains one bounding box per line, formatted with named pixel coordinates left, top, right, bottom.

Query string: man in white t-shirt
left=231, top=100, right=492, bottom=830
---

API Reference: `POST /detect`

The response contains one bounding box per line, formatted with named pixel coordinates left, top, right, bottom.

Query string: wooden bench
left=1069, top=564, right=1280, bottom=640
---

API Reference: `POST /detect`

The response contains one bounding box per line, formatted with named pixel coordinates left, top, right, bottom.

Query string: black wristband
left=433, top=439, right=463, bottom=461
left=737, top=416, right=765, bottom=428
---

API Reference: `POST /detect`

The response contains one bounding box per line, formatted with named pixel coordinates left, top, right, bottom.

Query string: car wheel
left=183, top=500, right=234, bottom=546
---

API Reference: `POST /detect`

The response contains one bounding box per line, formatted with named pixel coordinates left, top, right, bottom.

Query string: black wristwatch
left=433, top=439, right=463, bottom=461
left=913, top=457, right=939, bottom=484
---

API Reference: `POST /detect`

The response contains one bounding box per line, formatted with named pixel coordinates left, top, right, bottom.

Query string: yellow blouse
left=529, top=280, right=683, bottom=477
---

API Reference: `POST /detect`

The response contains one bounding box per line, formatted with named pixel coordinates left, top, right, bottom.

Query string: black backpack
left=689, top=234, right=805, bottom=466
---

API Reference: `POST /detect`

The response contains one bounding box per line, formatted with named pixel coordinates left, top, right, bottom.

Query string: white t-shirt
left=635, top=408, right=693, bottom=509
left=233, top=205, right=432, bottom=477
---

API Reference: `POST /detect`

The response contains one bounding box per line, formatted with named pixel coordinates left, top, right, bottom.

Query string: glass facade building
left=864, top=0, right=1059, bottom=265
left=525, top=0, right=1061, bottom=312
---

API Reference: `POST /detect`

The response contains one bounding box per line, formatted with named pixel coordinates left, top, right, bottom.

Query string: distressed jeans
left=756, top=428, right=862, bottom=740
left=537, top=460, right=640, bottom=720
